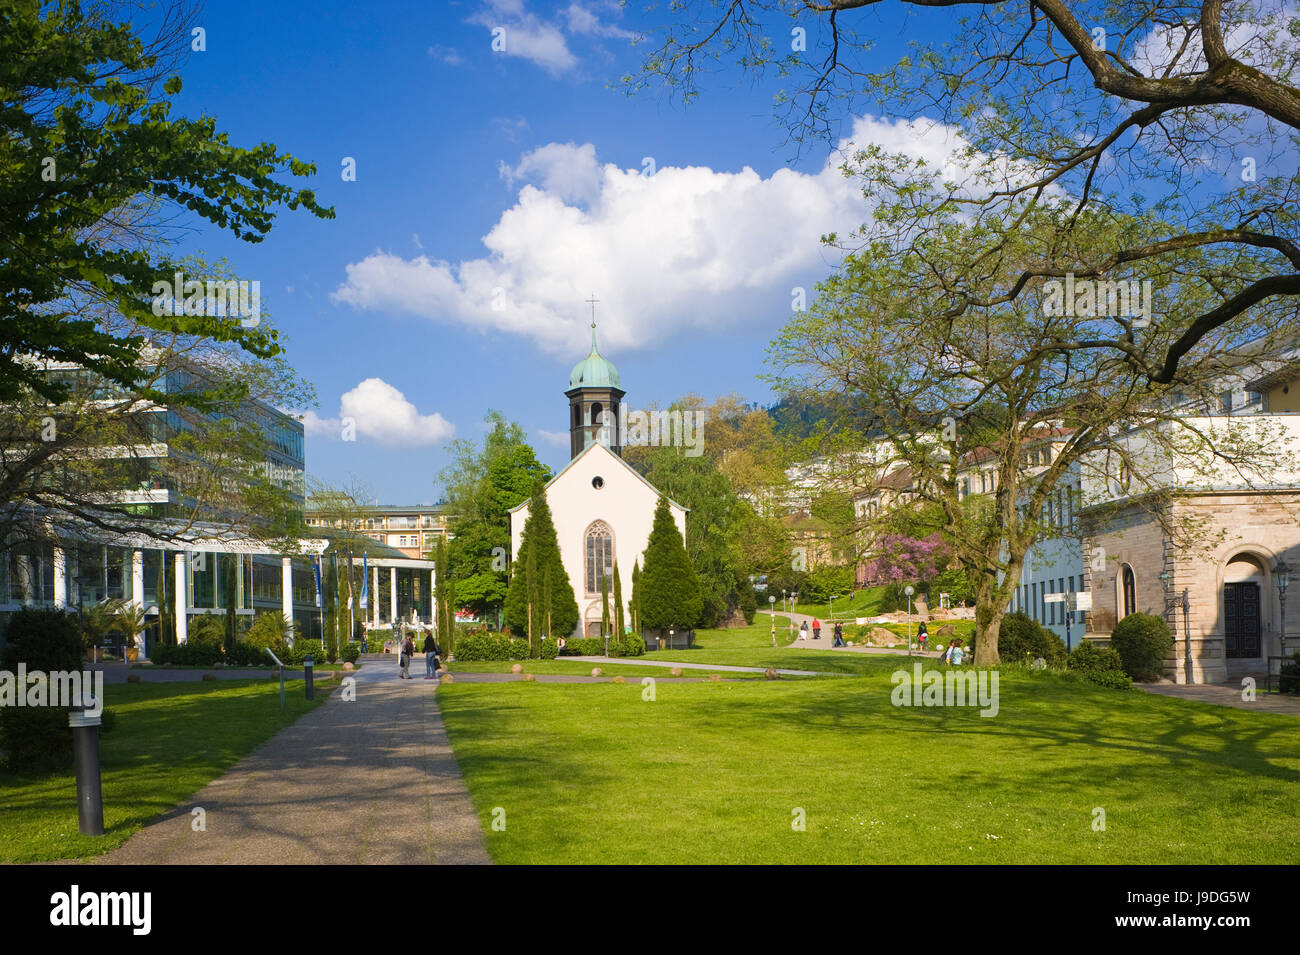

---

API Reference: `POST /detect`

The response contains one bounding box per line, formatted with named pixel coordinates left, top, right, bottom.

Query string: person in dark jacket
left=423, top=633, right=441, bottom=680
left=832, top=622, right=844, bottom=647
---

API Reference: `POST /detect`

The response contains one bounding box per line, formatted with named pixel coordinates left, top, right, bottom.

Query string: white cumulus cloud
left=333, top=115, right=1030, bottom=358
left=295, top=379, right=454, bottom=447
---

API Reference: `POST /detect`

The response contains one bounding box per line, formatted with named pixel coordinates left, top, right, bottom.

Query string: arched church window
left=585, top=521, right=613, bottom=594
left=573, top=404, right=581, bottom=428
left=1120, top=564, right=1136, bottom=619
left=590, top=402, right=603, bottom=429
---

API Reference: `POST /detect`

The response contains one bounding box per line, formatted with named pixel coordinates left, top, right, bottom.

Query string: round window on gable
left=592, top=476, right=604, bottom=490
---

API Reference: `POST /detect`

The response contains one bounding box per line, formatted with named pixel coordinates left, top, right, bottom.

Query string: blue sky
left=163, top=0, right=982, bottom=501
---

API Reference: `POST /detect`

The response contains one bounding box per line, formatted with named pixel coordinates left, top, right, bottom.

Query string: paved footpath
left=756, top=610, right=943, bottom=657
left=96, top=655, right=490, bottom=865
left=1138, top=682, right=1300, bottom=716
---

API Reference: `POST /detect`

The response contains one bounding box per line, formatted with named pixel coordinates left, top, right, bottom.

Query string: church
left=509, top=323, right=688, bottom=639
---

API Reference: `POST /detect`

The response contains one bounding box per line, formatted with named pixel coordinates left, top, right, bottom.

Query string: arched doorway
left=1223, top=555, right=1265, bottom=659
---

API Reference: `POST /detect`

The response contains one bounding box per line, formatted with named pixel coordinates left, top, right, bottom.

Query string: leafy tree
left=639, top=495, right=704, bottom=632
left=634, top=445, right=749, bottom=627
left=1, top=1, right=332, bottom=407
left=502, top=482, right=579, bottom=640
left=771, top=210, right=1287, bottom=664
left=439, top=412, right=549, bottom=620
left=631, top=0, right=1300, bottom=383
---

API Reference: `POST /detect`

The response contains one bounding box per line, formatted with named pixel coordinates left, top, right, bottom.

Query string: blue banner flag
left=359, top=552, right=369, bottom=610
left=312, top=557, right=323, bottom=608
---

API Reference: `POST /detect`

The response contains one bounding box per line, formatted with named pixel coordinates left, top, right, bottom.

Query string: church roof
left=568, top=325, right=621, bottom=389
left=508, top=441, right=689, bottom=516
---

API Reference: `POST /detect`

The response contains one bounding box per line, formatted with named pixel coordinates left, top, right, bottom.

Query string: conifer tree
left=613, top=561, right=625, bottom=638
left=503, top=482, right=579, bottom=638
left=543, top=565, right=553, bottom=657
left=600, top=570, right=611, bottom=638
left=639, top=496, right=703, bottom=632
left=630, top=560, right=641, bottom=634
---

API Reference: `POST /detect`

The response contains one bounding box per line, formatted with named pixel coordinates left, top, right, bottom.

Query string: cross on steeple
left=586, top=293, right=599, bottom=328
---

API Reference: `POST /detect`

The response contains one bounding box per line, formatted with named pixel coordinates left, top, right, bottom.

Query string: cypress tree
left=639, top=496, right=703, bottom=632
left=542, top=564, right=553, bottom=657
left=630, top=560, right=640, bottom=634
left=446, top=577, right=457, bottom=655
left=613, top=561, right=625, bottom=638
left=158, top=552, right=173, bottom=646
left=223, top=554, right=238, bottom=653
left=434, top=537, right=448, bottom=643
left=525, top=539, right=538, bottom=652
left=503, top=482, right=579, bottom=638
left=600, top=570, right=611, bottom=637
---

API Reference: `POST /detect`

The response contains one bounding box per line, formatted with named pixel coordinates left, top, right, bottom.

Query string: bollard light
left=69, top=700, right=104, bottom=836
left=304, top=655, right=315, bottom=700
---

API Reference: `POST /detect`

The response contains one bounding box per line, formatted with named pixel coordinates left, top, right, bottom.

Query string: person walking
left=812, top=618, right=822, bottom=641
left=423, top=631, right=441, bottom=680
left=832, top=622, right=844, bottom=647
left=799, top=620, right=809, bottom=641
left=917, top=621, right=929, bottom=652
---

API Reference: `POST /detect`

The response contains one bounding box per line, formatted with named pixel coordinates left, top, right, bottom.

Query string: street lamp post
left=1275, top=560, right=1290, bottom=661
left=769, top=595, right=776, bottom=646
left=905, top=585, right=915, bottom=656
left=1181, top=588, right=1193, bottom=684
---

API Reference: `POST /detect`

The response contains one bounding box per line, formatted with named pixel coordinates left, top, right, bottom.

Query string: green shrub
left=538, top=638, right=559, bottom=660
left=223, top=642, right=265, bottom=667
left=187, top=616, right=225, bottom=646
left=151, top=641, right=222, bottom=666
left=0, top=610, right=99, bottom=773
left=1067, top=640, right=1132, bottom=688
left=1083, top=668, right=1133, bottom=689
left=616, top=634, right=645, bottom=657
left=1109, top=612, right=1173, bottom=681
left=560, top=637, right=604, bottom=657
left=996, top=612, right=1067, bottom=666
left=738, top=588, right=757, bottom=625
left=245, top=612, right=292, bottom=648
left=1067, top=640, right=1126, bottom=675
left=340, top=643, right=361, bottom=664
left=454, top=633, right=517, bottom=661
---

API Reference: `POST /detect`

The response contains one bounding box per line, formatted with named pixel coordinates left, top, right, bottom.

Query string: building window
left=584, top=521, right=613, bottom=595
left=1120, top=564, right=1136, bottom=620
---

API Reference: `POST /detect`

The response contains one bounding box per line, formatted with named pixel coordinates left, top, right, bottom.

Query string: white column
left=174, top=552, right=188, bottom=644
left=235, top=554, right=244, bottom=610
left=132, top=550, right=145, bottom=609
left=281, top=557, right=294, bottom=635
left=53, top=546, right=67, bottom=608
left=372, top=564, right=380, bottom=626
left=390, top=567, right=398, bottom=625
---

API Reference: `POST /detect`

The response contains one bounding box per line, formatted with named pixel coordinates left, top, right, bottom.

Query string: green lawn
left=446, top=659, right=799, bottom=680
left=789, top=586, right=888, bottom=620
left=0, top=679, right=329, bottom=863
left=438, top=667, right=1300, bottom=863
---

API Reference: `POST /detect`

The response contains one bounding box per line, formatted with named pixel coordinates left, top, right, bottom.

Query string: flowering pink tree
left=860, top=534, right=948, bottom=585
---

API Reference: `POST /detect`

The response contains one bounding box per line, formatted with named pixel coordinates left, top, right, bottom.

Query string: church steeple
left=566, top=298, right=624, bottom=459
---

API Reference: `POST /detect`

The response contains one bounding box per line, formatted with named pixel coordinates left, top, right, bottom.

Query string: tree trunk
left=973, top=574, right=1006, bottom=667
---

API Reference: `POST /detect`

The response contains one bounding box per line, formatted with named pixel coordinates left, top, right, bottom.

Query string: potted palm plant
left=114, top=601, right=148, bottom=663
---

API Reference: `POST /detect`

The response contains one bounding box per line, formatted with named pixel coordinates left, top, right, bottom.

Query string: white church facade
left=509, top=326, right=687, bottom=638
